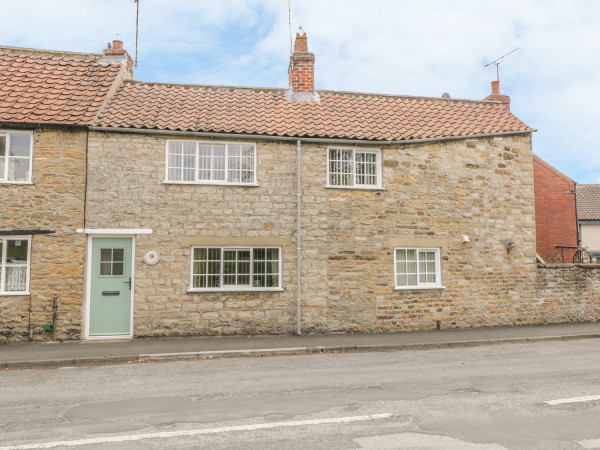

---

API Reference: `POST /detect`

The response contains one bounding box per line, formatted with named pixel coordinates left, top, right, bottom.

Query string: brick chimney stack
left=100, top=36, right=134, bottom=72
left=289, top=30, right=315, bottom=93
left=484, top=80, right=510, bottom=111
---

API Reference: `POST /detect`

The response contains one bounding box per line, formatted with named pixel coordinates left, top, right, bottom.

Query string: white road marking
left=0, top=413, right=392, bottom=449
left=545, top=394, right=600, bottom=406
left=578, top=438, right=600, bottom=449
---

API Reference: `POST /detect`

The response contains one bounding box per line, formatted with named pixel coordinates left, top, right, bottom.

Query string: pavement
left=2, top=322, right=600, bottom=369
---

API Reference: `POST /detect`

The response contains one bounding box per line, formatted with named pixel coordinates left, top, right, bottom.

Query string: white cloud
left=1, top=0, right=599, bottom=182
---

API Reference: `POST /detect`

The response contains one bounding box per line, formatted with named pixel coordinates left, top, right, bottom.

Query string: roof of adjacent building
left=93, top=81, right=532, bottom=142
left=0, top=46, right=124, bottom=126
left=577, top=184, right=600, bottom=220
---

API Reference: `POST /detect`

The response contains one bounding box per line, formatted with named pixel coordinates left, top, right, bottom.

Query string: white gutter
left=296, top=139, right=302, bottom=335
left=88, top=126, right=535, bottom=146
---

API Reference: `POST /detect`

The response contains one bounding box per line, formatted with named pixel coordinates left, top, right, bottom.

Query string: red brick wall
left=533, top=155, right=577, bottom=262
left=289, top=53, right=315, bottom=92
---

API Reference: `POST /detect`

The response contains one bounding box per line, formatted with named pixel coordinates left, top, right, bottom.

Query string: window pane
left=254, top=248, right=265, bottom=260
left=406, top=274, right=418, bottom=285
left=208, top=248, right=221, bottom=260
left=253, top=275, right=265, bottom=287
left=6, top=240, right=28, bottom=262
left=113, top=248, right=124, bottom=262
left=5, top=266, right=26, bottom=291
left=0, top=136, right=5, bottom=157
left=100, top=262, right=111, bottom=276
left=100, top=249, right=111, bottom=262
left=254, top=261, right=266, bottom=274
left=266, top=248, right=279, bottom=260
left=193, top=261, right=206, bottom=275
left=194, top=248, right=207, bottom=260
left=112, top=263, right=124, bottom=276
left=207, top=261, right=220, bottom=275
left=8, top=158, right=30, bottom=181
left=9, top=134, right=31, bottom=157
left=0, top=159, right=4, bottom=181
left=266, top=275, right=278, bottom=287
left=193, top=275, right=204, bottom=288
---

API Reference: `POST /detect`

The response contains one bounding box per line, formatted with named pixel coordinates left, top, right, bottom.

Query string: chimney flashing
left=98, top=37, right=133, bottom=71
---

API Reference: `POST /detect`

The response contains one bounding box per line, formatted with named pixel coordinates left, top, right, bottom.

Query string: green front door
left=89, top=237, right=133, bottom=336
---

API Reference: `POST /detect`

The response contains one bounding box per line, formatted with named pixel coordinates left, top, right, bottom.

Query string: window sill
left=0, top=181, right=33, bottom=185
left=187, top=287, right=284, bottom=293
left=394, top=286, right=446, bottom=291
left=163, top=181, right=259, bottom=187
left=326, top=185, right=386, bottom=191
left=0, top=291, right=30, bottom=296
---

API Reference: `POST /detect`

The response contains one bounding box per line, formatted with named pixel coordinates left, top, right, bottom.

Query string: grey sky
left=2, top=0, right=598, bottom=182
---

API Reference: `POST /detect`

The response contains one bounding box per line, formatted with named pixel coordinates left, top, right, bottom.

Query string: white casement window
left=327, top=147, right=381, bottom=188
left=0, top=131, right=33, bottom=183
left=166, top=140, right=256, bottom=185
left=190, top=247, right=282, bottom=291
left=0, top=236, right=32, bottom=295
left=394, top=248, right=442, bottom=290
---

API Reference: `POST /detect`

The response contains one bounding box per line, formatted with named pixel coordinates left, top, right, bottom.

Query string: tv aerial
left=483, top=48, right=519, bottom=82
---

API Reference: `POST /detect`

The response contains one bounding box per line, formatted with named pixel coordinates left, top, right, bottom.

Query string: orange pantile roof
left=95, top=81, right=532, bottom=141
left=0, top=46, right=123, bottom=125
left=577, top=184, right=600, bottom=220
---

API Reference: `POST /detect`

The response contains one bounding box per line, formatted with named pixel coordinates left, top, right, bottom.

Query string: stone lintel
left=182, top=237, right=290, bottom=246
left=389, top=237, right=450, bottom=248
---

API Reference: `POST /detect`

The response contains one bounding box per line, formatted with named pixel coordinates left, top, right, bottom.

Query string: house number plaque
left=143, top=249, right=160, bottom=265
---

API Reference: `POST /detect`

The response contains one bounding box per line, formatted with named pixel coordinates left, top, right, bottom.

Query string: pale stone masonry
left=81, top=131, right=560, bottom=337
left=3, top=36, right=599, bottom=342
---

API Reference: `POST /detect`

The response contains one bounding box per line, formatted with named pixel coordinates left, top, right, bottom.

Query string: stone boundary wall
left=535, top=264, right=600, bottom=324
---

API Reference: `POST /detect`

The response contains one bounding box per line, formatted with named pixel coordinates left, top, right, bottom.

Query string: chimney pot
left=112, top=39, right=123, bottom=50
left=288, top=29, right=315, bottom=94
left=491, top=80, right=500, bottom=95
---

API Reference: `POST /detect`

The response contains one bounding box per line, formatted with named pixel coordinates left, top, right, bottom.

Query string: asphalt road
left=2, top=339, right=600, bottom=449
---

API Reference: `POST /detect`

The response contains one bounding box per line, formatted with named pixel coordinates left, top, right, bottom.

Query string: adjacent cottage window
left=394, top=248, right=442, bottom=289
left=0, top=237, right=31, bottom=294
left=190, top=247, right=281, bottom=291
left=166, top=141, right=256, bottom=185
left=0, top=131, right=33, bottom=183
left=327, top=147, right=381, bottom=188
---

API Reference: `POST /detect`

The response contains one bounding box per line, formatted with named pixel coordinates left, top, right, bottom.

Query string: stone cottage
left=2, top=33, right=597, bottom=342
left=81, top=32, right=538, bottom=339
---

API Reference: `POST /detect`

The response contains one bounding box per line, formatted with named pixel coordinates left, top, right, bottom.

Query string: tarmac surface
left=2, top=322, right=600, bottom=369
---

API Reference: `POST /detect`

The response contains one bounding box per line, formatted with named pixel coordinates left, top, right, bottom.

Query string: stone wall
left=536, top=264, right=600, bottom=323
left=0, top=126, right=87, bottom=342
left=85, top=131, right=572, bottom=337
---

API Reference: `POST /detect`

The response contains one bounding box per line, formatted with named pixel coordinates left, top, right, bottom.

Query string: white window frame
left=326, top=146, right=382, bottom=189
left=188, top=246, right=283, bottom=292
left=394, top=247, right=444, bottom=290
left=0, top=130, right=34, bottom=184
left=164, top=140, right=257, bottom=186
left=0, top=236, right=32, bottom=295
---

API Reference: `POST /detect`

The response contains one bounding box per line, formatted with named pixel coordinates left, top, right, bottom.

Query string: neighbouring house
left=533, top=155, right=578, bottom=262
left=2, top=32, right=599, bottom=342
left=576, top=184, right=600, bottom=260
left=0, top=41, right=133, bottom=340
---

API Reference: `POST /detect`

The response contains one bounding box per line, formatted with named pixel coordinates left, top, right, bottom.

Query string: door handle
left=123, top=277, right=131, bottom=290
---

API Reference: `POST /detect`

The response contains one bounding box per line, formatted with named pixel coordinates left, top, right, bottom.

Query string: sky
left=2, top=0, right=599, bottom=183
